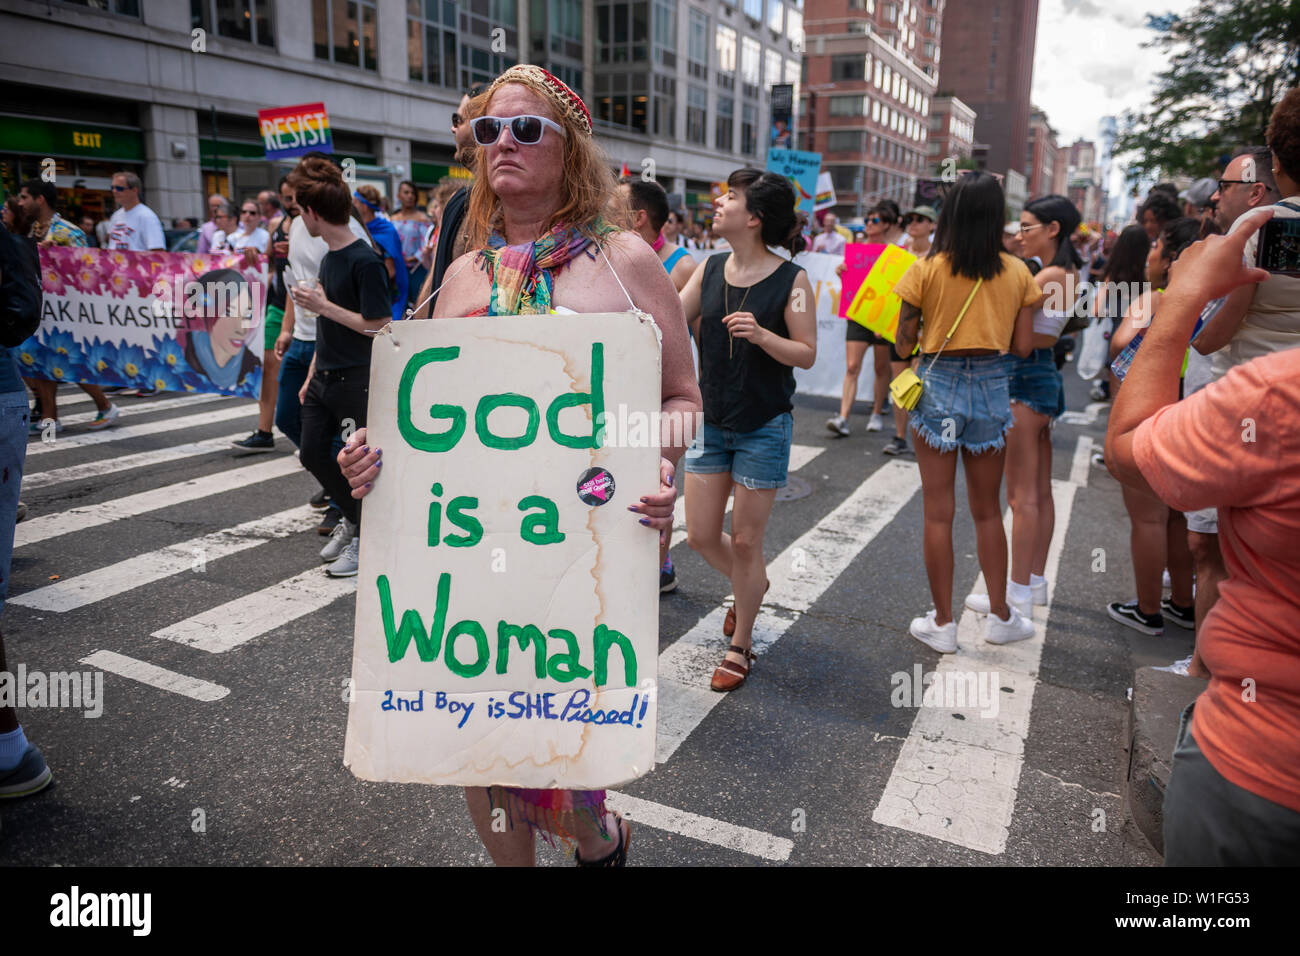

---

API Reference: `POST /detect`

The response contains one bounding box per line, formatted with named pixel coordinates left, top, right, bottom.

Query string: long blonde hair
left=464, top=84, right=626, bottom=249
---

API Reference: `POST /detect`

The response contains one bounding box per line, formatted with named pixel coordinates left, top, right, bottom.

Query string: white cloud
left=1030, top=0, right=1198, bottom=146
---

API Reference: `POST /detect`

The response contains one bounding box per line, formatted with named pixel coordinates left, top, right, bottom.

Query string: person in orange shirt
left=1105, top=206, right=1300, bottom=864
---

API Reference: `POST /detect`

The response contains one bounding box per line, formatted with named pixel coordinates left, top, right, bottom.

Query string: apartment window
left=831, top=54, right=866, bottom=81
left=654, top=74, right=676, bottom=137
left=63, top=0, right=139, bottom=15
left=874, top=61, right=883, bottom=87
left=923, top=40, right=934, bottom=59
left=764, top=49, right=781, bottom=87
left=872, top=99, right=880, bottom=122
left=191, top=0, right=274, bottom=45
left=741, top=37, right=761, bottom=89
left=829, top=95, right=865, bottom=117
left=786, top=6, right=802, bottom=52
left=407, top=0, right=456, bottom=86
left=744, top=0, right=762, bottom=21
left=598, top=1, right=649, bottom=64
left=687, top=85, right=708, bottom=145
left=653, top=0, right=676, bottom=67
left=767, top=0, right=783, bottom=32
left=716, top=96, right=735, bottom=151
left=717, top=25, right=737, bottom=72
left=688, top=8, right=710, bottom=79
left=827, top=130, right=866, bottom=153
left=925, top=14, right=936, bottom=32
left=883, top=2, right=897, bottom=23
left=741, top=103, right=757, bottom=156
left=848, top=0, right=874, bottom=9
left=314, top=0, right=378, bottom=70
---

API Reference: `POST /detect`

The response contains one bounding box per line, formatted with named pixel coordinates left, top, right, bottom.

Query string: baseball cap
left=1179, top=177, right=1218, bottom=208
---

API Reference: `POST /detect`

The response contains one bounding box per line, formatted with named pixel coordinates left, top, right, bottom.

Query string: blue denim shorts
left=1009, top=348, right=1065, bottom=418
left=909, top=354, right=1013, bottom=454
left=684, top=412, right=793, bottom=489
left=0, top=389, right=30, bottom=613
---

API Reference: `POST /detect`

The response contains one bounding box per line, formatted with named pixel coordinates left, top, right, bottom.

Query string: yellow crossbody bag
left=889, top=277, right=983, bottom=411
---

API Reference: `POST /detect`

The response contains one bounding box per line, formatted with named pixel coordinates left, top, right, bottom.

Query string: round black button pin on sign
left=576, top=467, right=615, bottom=506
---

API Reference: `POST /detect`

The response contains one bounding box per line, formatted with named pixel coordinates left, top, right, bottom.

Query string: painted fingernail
left=375, top=460, right=382, bottom=466
left=640, top=496, right=649, bottom=503
left=365, top=482, right=372, bottom=488
left=639, top=518, right=651, bottom=526
left=362, top=446, right=369, bottom=453
left=667, top=472, right=674, bottom=487
left=627, top=505, right=639, bottom=512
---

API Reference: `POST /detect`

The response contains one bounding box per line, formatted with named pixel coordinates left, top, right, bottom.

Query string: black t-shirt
left=697, top=253, right=800, bottom=433
left=316, top=238, right=391, bottom=370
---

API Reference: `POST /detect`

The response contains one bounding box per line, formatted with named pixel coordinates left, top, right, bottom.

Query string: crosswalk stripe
left=56, top=393, right=225, bottom=427
left=669, top=443, right=825, bottom=547
left=25, top=404, right=255, bottom=457
left=654, top=460, right=921, bottom=764
left=152, top=566, right=355, bottom=653
left=605, top=791, right=794, bottom=861
left=870, top=479, right=1078, bottom=855
left=81, top=649, right=229, bottom=702
left=10, top=507, right=317, bottom=613
left=21, top=432, right=252, bottom=491
left=16, top=456, right=303, bottom=549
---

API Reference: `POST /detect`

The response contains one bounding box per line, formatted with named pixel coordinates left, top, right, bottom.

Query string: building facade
left=1025, top=106, right=1057, bottom=198
left=1066, top=138, right=1104, bottom=223
left=935, top=0, right=1037, bottom=183
left=801, top=0, right=945, bottom=222
left=0, top=0, right=802, bottom=227
left=927, top=94, right=974, bottom=175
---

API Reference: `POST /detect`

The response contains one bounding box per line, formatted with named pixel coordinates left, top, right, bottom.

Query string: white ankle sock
left=1029, top=573, right=1047, bottom=588
left=0, top=725, right=30, bottom=771
left=1008, top=579, right=1033, bottom=602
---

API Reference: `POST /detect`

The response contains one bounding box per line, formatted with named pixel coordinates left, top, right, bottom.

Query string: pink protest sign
left=837, top=243, right=887, bottom=318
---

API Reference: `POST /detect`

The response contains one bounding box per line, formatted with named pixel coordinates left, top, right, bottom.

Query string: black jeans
left=300, top=367, right=368, bottom=527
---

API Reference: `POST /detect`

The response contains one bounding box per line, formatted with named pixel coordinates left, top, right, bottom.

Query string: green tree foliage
left=1115, top=0, right=1300, bottom=182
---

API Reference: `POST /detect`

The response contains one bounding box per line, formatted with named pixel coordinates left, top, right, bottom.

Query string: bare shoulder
left=602, top=230, right=660, bottom=270
left=432, top=250, right=487, bottom=318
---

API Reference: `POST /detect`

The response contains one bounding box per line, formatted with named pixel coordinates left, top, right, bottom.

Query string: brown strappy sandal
left=575, top=812, right=631, bottom=867
left=723, top=580, right=770, bottom=637
left=710, top=644, right=756, bottom=692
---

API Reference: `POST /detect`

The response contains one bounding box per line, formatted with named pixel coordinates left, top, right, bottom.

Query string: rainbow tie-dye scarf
left=479, top=222, right=616, bottom=315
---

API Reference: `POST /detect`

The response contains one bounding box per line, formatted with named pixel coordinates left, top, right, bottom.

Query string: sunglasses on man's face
left=111, top=185, right=132, bottom=192
left=241, top=209, right=258, bottom=217
left=868, top=217, right=882, bottom=224
left=470, top=114, right=567, bottom=146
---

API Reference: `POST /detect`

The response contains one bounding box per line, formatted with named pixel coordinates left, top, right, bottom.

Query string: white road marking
left=21, top=432, right=252, bottom=491
left=25, top=404, right=255, bottom=457
left=605, top=791, right=794, bottom=861
left=1069, top=435, right=1093, bottom=488
left=870, top=479, right=1078, bottom=855
left=56, top=393, right=224, bottom=426
left=153, top=565, right=355, bottom=653
left=16, top=456, right=303, bottom=548
left=1057, top=401, right=1109, bottom=426
left=655, top=461, right=921, bottom=763
left=80, top=650, right=229, bottom=702
left=10, top=508, right=318, bottom=612
left=670, top=443, right=825, bottom=547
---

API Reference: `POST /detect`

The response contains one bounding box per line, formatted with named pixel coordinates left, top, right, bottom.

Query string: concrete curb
left=1120, top=665, right=1208, bottom=857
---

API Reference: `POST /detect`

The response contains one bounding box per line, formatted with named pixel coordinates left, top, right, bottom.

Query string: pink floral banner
left=22, top=247, right=268, bottom=398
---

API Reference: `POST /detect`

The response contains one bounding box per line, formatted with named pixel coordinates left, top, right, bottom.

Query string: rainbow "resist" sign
left=257, top=102, right=332, bottom=160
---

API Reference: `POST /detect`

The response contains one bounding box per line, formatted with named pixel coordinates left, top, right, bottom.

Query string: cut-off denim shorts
left=684, top=411, right=793, bottom=489
left=1009, top=347, right=1065, bottom=419
left=909, top=353, right=1013, bottom=455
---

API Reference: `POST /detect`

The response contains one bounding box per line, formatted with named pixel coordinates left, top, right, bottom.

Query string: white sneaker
left=1029, top=576, right=1048, bottom=605
left=964, top=589, right=1032, bottom=618
left=866, top=413, right=884, bottom=432
left=1152, top=656, right=1192, bottom=677
left=326, top=537, right=359, bottom=577
left=909, top=610, right=957, bottom=653
left=85, top=403, right=121, bottom=430
left=826, top=415, right=850, bottom=437
left=984, top=606, right=1035, bottom=644
left=320, top=516, right=357, bottom=562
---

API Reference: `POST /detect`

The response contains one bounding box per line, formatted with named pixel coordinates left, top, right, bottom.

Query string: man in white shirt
left=106, top=171, right=165, bottom=252
left=813, top=212, right=847, bottom=255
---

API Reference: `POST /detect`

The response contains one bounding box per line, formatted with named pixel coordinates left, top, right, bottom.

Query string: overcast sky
left=1030, top=0, right=1198, bottom=149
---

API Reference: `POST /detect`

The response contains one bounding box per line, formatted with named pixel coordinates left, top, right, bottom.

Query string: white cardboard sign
left=344, top=313, right=662, bottom=790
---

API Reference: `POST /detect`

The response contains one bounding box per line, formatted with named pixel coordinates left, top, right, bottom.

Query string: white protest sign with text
left=344, top=313, right=662, bottom=790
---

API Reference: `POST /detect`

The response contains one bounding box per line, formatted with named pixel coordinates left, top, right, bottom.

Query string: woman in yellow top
left=893, top=172, right=1040, bottom=652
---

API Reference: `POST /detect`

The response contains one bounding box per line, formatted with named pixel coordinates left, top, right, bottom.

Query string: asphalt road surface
left=1, top=366, right=1179, bottom=866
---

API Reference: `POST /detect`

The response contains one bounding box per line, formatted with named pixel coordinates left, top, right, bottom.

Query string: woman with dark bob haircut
left=892, top=171, right=1040, bottom=653
left=679, top=167, right=817, bottom=692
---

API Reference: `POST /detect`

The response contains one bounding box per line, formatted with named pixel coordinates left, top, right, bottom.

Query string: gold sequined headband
left=486, top=65, right=593, bottom=137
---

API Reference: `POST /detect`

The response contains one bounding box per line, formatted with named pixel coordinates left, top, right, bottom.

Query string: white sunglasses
left=470, top=114, right=567, bottom=146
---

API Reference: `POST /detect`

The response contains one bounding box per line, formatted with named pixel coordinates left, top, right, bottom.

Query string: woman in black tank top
left=678, top=169, right=817, bottom=692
